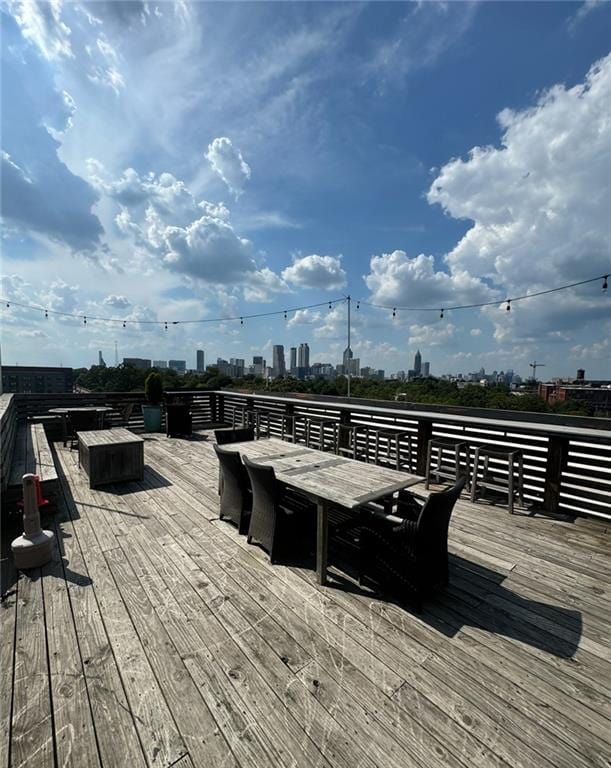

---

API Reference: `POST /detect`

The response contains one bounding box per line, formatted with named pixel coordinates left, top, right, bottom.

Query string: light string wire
left=355, top=273, right=609, bottom=314
left=1, top=272, right=608, bottom=327
left=0, top=296, right=347, bottom=327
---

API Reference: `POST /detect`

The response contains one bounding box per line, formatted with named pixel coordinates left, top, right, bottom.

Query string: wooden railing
left=0, top=394, right=17, bottom=493
left=218, top=390, right=611, bottom=520
left=3, top=389, right=610, bottom=519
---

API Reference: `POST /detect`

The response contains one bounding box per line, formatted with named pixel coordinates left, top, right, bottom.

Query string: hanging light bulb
left=356, top=301, right=360, bottom=310
left=328, top=301, right=332, bottom=310
left=83, top=315, right=87, bottom=325
left=284, top=310, right=287, bottom=320
left=164, top=322, right=168, bottom=331
left=392, top=307, right=396, bottom=318
left=6, top=302, right=9, bottom=308
left=240, top=316, right=243, bottom=325
left=506, top=300, right=511, bottom=312
left=603, top=275, right=609, bottom=293
left=122, top=321, right=126, bottom=329
left=44, top=309, right=48, bottom=319
left=440, top=308, right=444, bottom=319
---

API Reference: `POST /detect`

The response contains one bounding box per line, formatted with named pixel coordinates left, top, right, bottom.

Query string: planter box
left=78, top=428, right=144, bottom=489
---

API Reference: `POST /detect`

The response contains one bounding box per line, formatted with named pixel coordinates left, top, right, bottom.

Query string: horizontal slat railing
left=216, top=390, right=611, bottom=520
left=0, top=394, right=17, bottom=493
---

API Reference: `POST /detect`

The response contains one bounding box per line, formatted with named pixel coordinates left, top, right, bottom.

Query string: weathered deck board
left=3, top=430, right=611, bottom=768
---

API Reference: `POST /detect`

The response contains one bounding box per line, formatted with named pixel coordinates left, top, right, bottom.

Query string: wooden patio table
left=222, top=437, right=424, bottom=585
left=49, top=406, right=113, bottom=446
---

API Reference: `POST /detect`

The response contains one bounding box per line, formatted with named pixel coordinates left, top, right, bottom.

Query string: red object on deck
left=17, top=475, right=50, bottom=510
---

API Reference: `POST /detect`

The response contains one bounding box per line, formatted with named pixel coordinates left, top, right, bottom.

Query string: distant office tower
left=414, top=350, right=422, bottom=376
left=230, top=358, right=245, bottom=377
left=298, top=342, right=310, bottom=369
left=423, top=361, right=430, bottom=377
left=272, top=345, right=286, bottom=377
left=343, top=346, right=353, bottom=370
left=290, top=347, right=297, bottom=373
left=196, top=349, right=205, bottom=373
left=98, top=350, right=106, bottom=368
left=153, top=360, right=168, bottom=369
left=252, top=356, right=265, bottom=376
left=168, top=359, right=186, bottom=374
left=123, top=358, right=151, bottom=370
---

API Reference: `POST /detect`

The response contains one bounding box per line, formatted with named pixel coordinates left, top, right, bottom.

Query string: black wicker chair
left=243, top=456, right=314, bottom=564
left=359, top=475, right=467, bottom=611
left=214, top=444, right=252, bottom=535
left=214, top=427, right=256, bottom=445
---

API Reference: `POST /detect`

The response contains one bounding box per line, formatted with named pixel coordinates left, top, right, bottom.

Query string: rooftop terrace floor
left=1, top=430, right=611, bottom=768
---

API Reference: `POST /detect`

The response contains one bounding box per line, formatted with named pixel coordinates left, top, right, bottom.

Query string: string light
left=164, top=322, right=168, bottom=331
left=604, top=275, right=609, bottom=292
left=240, top=316, right=243, bottom=326
left=284, top=310, right=287, bottom=320
left=328, top=301, right=332, bottom=310
left=122, top=321, right=126, bottom=329
left=83, top=315, right=87, bottom=325
left=506, top=300, right=511, bottom=312
left=356, top=301, right=360, bottom=310
left=440, top=308, right=444, bottom=319
left=392, top=307, right=396, bottom=318
left=5, top=302, right=9, bottom=308
left=44, top=310, right=48, bottom=319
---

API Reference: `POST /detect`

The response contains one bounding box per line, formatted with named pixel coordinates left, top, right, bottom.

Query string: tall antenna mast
left=529, top=361, right=545, bottom=380
left=346, top=295, right=351, bottom=398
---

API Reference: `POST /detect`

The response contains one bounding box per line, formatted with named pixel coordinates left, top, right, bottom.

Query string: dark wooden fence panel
left=0, top=395, right=17, bottom=493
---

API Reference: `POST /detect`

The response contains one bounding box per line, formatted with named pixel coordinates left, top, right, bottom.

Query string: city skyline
left=1, top=3, right=610, bottom=379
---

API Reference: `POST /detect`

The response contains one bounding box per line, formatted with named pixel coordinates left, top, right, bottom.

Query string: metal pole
left=346, top=295, right=351, bottom=399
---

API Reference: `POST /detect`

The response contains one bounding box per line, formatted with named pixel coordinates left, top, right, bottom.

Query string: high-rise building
left=230, top=358, right=245, bottom=377
left=98, top=350, right=106, bottom=368
left=196, top=349, right=205, bottom=373
left=290, top=347, right=297, bottom=374
left=252, top=356, right=265, bottom=376
left=168, top=359, right=186, bottom=374
left=298, top=343, right=310, bottom=369
left=414, top=350, right=422, bottom=376
left=343, top=346, right=353, bottom=369
left=272, top=345, right=286, bottom=377
left=153, top=360, right=167, bottom=369
left=423, top=361, right=430, bottom=377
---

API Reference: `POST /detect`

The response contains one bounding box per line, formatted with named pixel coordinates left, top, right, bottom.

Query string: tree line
left=75, top=364, right=596, bottom=416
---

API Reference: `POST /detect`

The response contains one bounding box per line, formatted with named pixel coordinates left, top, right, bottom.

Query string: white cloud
left=470, top=328, right=482, bottom=337
left=428, top=54, right=611, bottom=292
left=287, top=308, right=322, bottom=327
left=243, top=268, right=290, bottom=303
left=364, top=250, right=493, bottom=310
left=102, top=294, right=130, bottom=309
left=205, top=137, right=251, bottom=197
left=408, top=322, right=456, bottom=347
left=282, top=254, right=347, bottom=290
left=8, top=0, right=73, bottom=60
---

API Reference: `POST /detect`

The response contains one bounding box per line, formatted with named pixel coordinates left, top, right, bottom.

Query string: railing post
left=210, top=392, right=217, bottom=423
left=543, top=435, right=569, bottom=513
left=416, top=418, right=433, bottom=476
left=217, top=392, right=225, bottom=425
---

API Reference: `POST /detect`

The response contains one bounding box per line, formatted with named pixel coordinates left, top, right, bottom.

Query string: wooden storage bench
left=78, top=428, right=144, bottom=489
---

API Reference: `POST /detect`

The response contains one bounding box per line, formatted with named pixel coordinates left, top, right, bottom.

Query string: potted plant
left=142, top=372, right=163, bottom=432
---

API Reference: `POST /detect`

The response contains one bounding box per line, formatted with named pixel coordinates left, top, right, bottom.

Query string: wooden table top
left=78, top=428, right=144, bottom=447
left=49, top=406, right=113, bottom=414
left=222, top=437, right=423, bottom=509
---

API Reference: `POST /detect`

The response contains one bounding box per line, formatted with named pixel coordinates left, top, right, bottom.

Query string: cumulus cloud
left=364, top=250, right=493, bottom=310
left=103, top=294, right=130, bottom=309
left=8, top=0, right=73, bottom=60
left=408, top=322, right=456, bottom=346
left=287, top=308, right=322, bottom=327
left=282, top=254, right=347, bottom=290
left=205, top=137, right=251, bottom=197
left=428, top=54, right=611, bottom=294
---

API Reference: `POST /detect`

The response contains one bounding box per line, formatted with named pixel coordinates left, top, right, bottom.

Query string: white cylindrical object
left=11, top=473, right=54, bottom=569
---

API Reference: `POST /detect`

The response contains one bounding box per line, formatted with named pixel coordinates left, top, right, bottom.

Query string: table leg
left=61, top=414, right=67, bottom=447
left=316, top=499, right=329, bottom=586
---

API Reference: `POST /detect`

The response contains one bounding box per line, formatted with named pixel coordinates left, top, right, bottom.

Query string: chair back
left=214, top=444, right=251, bottom=532
left=243, top=456, right=279, bottom=556
left=416, top=475, right=467, bottom=580
left=215, top=427, right=255, bottom=445
left=122, top=402, right=135, bottom=426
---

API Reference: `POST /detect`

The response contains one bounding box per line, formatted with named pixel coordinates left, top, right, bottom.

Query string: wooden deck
left=1, top=430, right=611, bottom=768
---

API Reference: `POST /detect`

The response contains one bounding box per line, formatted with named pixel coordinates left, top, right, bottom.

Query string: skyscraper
left=423, top=361, right=430, bottom=377
left=414, top=350, right=422, bottom=376
left=196, top=349, right=205, bottom=373
left=298, top=342, right=310, bottom=369
left=290, top=347, right=297, bottom=374
left=252, top=356, right=265, bottom=376
left=342, top=346, right=353, bottom=369
left=98, top=350, right=106, bottom=368
left=272, top=345, right=285, bottom=377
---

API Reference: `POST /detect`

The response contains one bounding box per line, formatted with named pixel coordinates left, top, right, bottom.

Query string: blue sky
left=1, top=1, right=610, bottom=378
